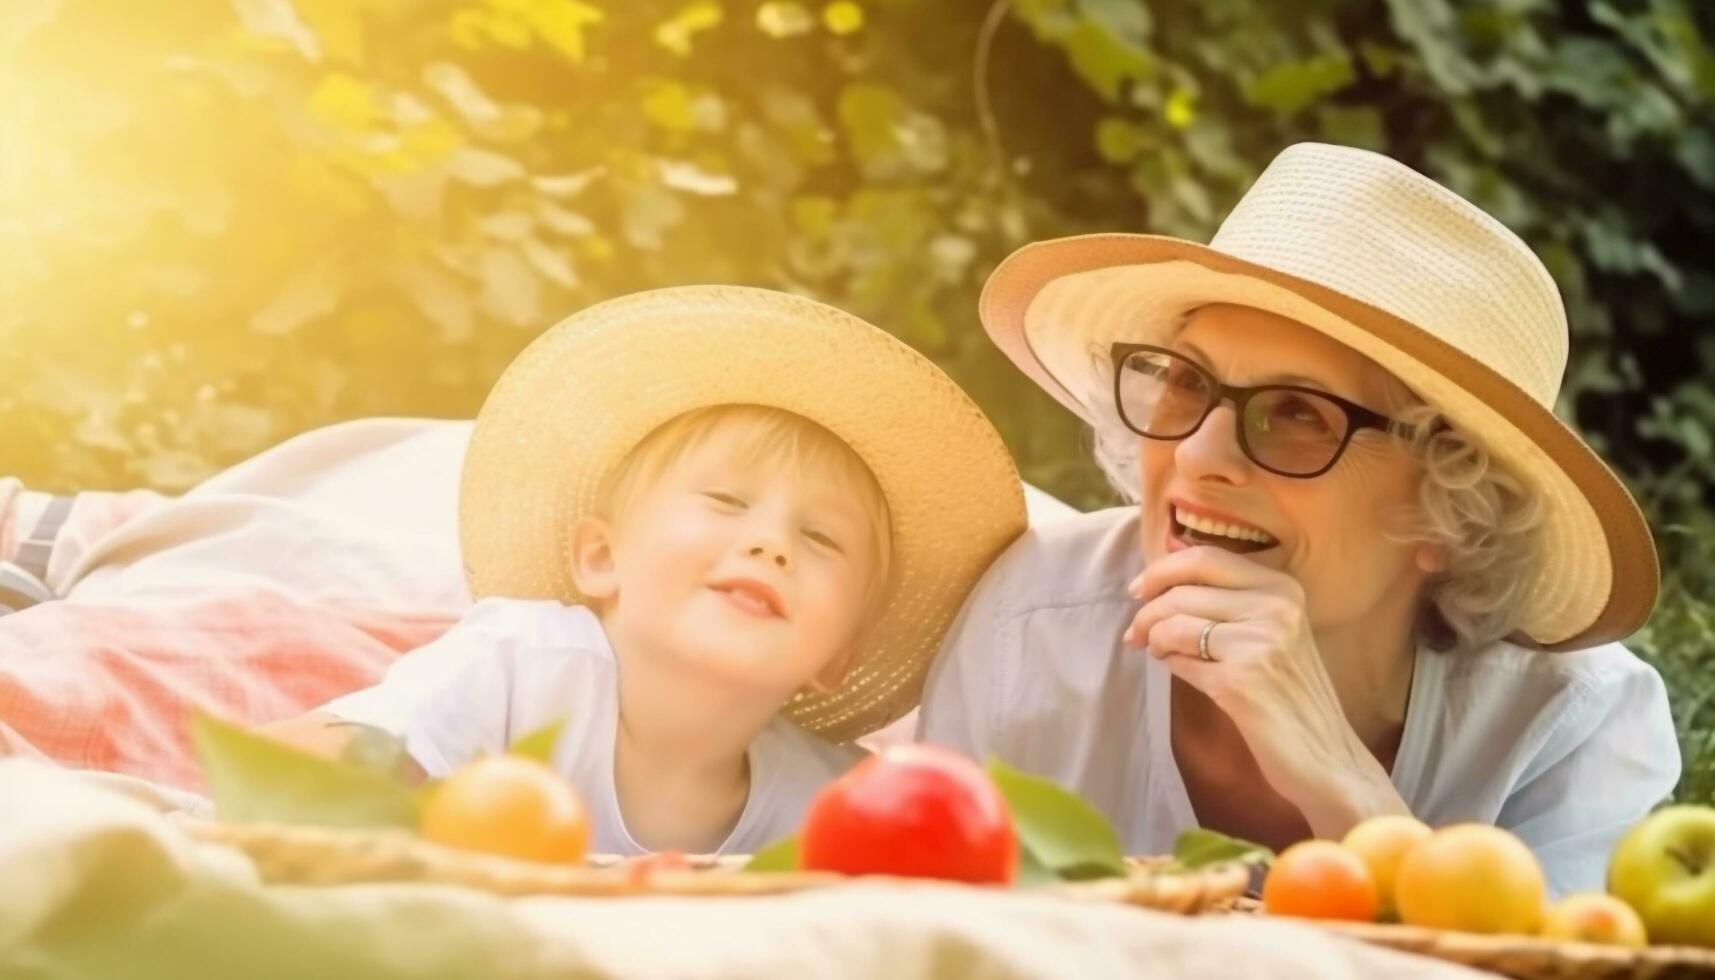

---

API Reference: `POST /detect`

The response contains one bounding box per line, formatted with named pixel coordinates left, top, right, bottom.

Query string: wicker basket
left=1211, top=898, right=1715, bottom=980
left=1316, top=920, right=1715, bottom=980
left=184, top=820, right=1250, bottom=913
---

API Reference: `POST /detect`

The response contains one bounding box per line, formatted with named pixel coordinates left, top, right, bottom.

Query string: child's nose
left=746, top=543, right=792, bottom=571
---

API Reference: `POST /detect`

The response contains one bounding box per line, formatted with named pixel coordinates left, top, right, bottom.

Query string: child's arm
left=254, top=600, right=530, bottom=779
left=252, top=713, right=429, bottom=783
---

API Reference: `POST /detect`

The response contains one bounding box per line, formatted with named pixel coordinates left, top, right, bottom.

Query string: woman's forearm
left=1293, top=751, right=1412, bottom=839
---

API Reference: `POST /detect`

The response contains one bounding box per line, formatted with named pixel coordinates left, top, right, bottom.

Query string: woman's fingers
left=1133, top=611, right=1210, bottom=658
left=1123, top=584, right=1256, bottom=648
left=1127, top=545, right=1298, bottom=605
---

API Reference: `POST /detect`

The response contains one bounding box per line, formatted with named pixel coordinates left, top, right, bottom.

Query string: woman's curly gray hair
left=1087, top=338, right=1547, bottom=654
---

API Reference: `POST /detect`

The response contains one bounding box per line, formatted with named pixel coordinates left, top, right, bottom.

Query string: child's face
left=584, top=429, right=880, bottom=699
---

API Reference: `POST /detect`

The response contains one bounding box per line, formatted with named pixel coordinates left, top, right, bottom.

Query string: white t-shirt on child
left=319, top=596, right=865, bottom=856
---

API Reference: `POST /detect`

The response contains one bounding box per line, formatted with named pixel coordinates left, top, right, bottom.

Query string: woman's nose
left=1173, top=403, right=1251, bottom=483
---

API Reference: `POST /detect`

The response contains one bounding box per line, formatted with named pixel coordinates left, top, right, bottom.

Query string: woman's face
left=1136, top=303, right=1434, bottom=632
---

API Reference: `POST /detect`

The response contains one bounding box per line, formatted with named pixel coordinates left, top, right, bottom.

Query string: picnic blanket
left=0, top=759, right=1487, bottom=980
left=0, top=419, right=475, bottom=787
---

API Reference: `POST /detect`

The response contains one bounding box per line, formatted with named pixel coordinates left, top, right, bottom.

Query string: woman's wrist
left=1294, top=763, right=1410, bottom=839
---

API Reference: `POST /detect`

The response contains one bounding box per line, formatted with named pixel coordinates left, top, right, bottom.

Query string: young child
left=262, top=286, right=1025, bottom=855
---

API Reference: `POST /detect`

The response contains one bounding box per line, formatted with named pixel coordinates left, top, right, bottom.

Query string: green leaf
left=508, top=720, right=567, bottom=764
left=756, top=1, right=814, bottom=38
left=1167, top=828, right=1273, bottom=872
left=333, top=721, right=417, bottom=782
left=1244, top=53, right=1355, bottom=114
left=1062, top=17, right=1154, bottom=102
left=987, top=758, right=1127, bottom=881
left=190, top=714, right=420, bottom=828
left=655, top=0, right=723, bottom=57
left=742, top=835, right=800, bottom=872
left=1094, top=116, right=1144, bottom=164
left=1013, top=842, right=1059, bottom=887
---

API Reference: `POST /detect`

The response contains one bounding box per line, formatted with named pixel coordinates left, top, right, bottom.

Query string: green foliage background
left=1, top=0, right=1709, bottom=800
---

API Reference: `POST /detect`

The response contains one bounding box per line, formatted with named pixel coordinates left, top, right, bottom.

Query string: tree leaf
left=655, top=0, right=723, bottom=57
left=987, top=757, right=1127, bottom=881
left=190, top=713, right=420, bottom=828
left=230, top=0, right=321, bottom=61
left=520, top=0, right=604, bottom=63
left=508, top=720, right=567, bottom=764
left=446, top=147, right=525, bottom=186
left=1244, top=53, right=1355, bottom=114
left=822, top=1, right=864, bottom=36
left=251, top=264, right=342, bottom=336
left=756, top=2, right=814, bottom=39
left=742, top=835, right=800, bottom=872
left=1167, top=828, right=1273, bottom=872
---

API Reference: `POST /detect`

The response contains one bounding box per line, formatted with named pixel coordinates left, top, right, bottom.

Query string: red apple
left=799, top=744, right=1016, bottom=884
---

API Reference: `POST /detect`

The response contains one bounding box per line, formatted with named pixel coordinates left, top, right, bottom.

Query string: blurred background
left=1, top=0, right=1710, bottom=797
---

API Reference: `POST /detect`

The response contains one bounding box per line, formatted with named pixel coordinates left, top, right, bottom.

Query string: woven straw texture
left=183, top=820, right=1250, bottom=913
left=979, top=142, right=1656, bottom=651
left=1314, top=920, right=1715, bottom=980
left=460, top=286, right=1027, bottom=741
left=1213, top=899, right=1715, bottom=980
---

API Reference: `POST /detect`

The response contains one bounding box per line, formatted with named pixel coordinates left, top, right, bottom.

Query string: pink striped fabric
left=0, top=592, right=454, bottom=791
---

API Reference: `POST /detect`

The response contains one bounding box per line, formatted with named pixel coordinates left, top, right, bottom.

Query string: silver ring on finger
left=1197, top=620, right=1219, bottom=662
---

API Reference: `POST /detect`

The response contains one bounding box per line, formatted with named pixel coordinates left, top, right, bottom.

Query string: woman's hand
left=1123, top=545, right=1410, bottom=836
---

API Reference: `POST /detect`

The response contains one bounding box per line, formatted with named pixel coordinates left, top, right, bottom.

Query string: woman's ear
left=568, top=518, right=620, bottom=602
left=1415, top=541, right=1449, bottom=574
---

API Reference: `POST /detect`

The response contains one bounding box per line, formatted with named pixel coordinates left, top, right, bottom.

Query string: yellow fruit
left=1395, top=824, right=1546, bottom=934
left=1540, top=892, right=1648, bottom=948
left=421, top=754, right=590, bottom=864
left=1342, top=815, right=1432, bottom=918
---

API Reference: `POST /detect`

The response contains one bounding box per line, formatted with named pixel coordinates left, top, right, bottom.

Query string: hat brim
left=461, top=286, right=1027, bottom=741
left=980, top=234, right=1656, bottom=651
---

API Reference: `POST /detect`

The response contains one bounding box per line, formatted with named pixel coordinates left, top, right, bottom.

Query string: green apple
left=1607, top=805, right=1715, bottom=948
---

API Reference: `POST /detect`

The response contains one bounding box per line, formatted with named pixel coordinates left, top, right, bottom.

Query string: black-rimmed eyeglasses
left=1110, top=343, right=1408, bottom=478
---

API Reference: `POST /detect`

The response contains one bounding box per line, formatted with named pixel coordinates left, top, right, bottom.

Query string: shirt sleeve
left=318, top=600, right=522, bottom=776
left=1496, top=653, right=1681, bottom=897
left=915, top=538, right=1019, bottom=758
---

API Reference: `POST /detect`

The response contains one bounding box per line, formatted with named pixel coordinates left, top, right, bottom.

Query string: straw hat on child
left=461, top=285, right=1028, bottom=741
left=979, top=142, right=1655, bottom=651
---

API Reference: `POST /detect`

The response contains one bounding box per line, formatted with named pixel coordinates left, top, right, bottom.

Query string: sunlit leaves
left=656, top=0, right=722, bottom=56
left=838, top=83, right=948, bottom=179
left=231, top=0, right=321, bottom=61
left=308, top=72, right=382, bottom=130
left=757, top=2, right=814, bottom=39
left=1243, top=53, right=1355, bottom=114
left=822, top=2, right=863, bottom=36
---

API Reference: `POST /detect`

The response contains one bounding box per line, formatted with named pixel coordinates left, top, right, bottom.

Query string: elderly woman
left=919, top=142, right=1680, bottom=895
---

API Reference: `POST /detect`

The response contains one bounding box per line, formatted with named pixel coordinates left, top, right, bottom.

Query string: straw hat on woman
left=918, top=142, right=1679, bottom=895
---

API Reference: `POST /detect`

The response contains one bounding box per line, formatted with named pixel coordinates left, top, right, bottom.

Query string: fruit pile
left=1261, top=808, right=1715, bottom=951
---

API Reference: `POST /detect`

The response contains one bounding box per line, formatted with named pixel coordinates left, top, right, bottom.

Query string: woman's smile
left=1166, top=498, right=1279, bottom=556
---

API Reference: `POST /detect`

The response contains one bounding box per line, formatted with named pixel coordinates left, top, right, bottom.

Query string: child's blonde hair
left=595, top=405, right=896, bottom=619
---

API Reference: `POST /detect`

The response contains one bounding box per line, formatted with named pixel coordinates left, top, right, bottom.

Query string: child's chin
left=666, top=645, right=793, bottom=689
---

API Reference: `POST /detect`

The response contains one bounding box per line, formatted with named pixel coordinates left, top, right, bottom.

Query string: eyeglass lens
left=1117, top=349, right=1352, bottom=475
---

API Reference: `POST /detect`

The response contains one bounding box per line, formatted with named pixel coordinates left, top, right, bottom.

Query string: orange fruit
left=1395, top=824, right=1545, bottom=934
left=1540, top=892, right=1648, bottom=948
left=421, top=754, right=590, bottom=864
left=1342, top=815, right=1432, bottom=918
left=1262, top=839, right=1379, bottom=922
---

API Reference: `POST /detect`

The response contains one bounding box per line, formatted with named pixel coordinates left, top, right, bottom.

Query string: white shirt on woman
left=320, top=597, right=864, bottom=855
left=917, top=507, right=1681, bottom=896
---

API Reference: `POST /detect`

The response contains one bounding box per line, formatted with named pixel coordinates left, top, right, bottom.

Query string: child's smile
left=709, top=577, right=787, bottom=619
